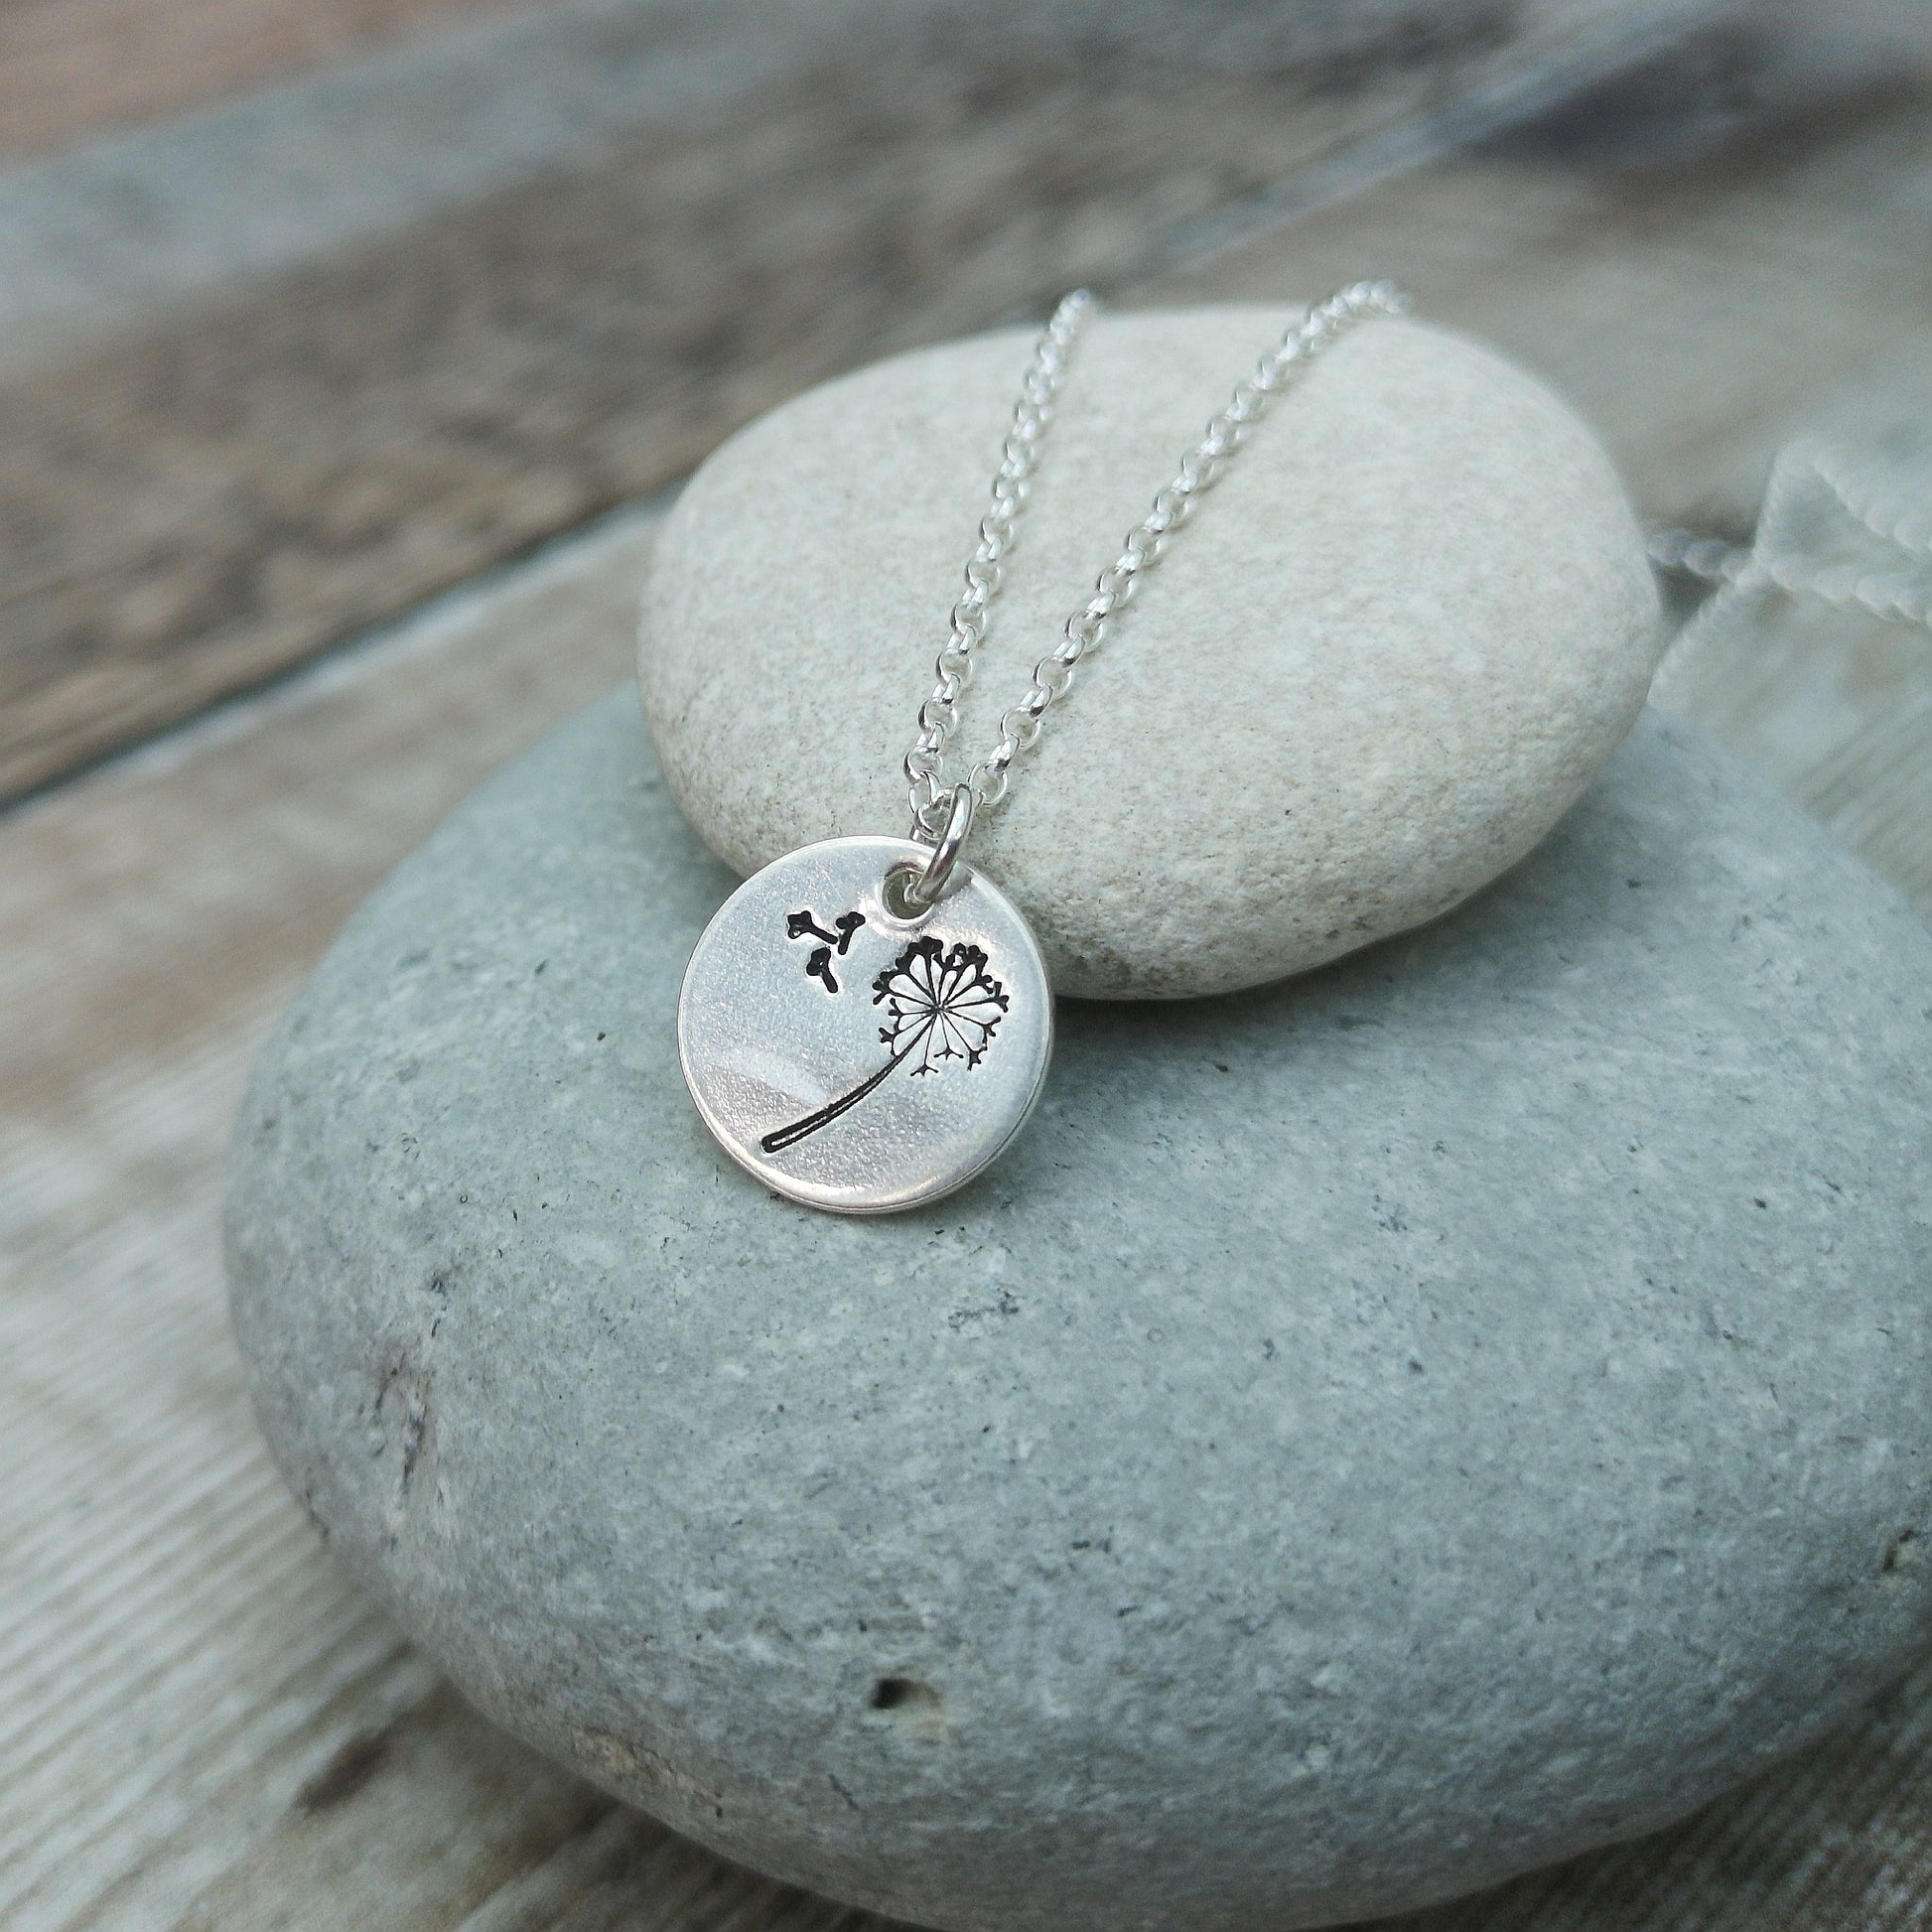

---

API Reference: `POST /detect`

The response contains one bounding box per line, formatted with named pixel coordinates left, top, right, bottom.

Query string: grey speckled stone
left=228, top=692, right=1932, bottom=1932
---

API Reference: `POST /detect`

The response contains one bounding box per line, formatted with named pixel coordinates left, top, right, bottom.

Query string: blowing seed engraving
left=785, top=907, right=867, bottom=993
left=759, top=937, right=1008, bottom=1153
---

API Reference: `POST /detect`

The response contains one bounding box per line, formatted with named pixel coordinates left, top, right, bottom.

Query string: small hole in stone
left=871, top=1676, right=941, bottom=1713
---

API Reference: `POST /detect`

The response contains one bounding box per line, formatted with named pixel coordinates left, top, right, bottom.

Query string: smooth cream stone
left=639, top=305, right=1661, bottom=999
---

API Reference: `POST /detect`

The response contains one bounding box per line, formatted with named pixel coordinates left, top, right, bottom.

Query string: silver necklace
left=678, top=280, right=1410, bottom=1212
left=1650, top=439, right=1932, bottom=632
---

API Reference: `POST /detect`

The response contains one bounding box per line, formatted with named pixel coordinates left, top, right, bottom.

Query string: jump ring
left=904, top=786, right=975, bottom=910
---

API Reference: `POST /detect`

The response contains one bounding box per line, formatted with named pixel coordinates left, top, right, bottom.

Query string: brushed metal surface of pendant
left=678, top=836, right=1052, bottom=1213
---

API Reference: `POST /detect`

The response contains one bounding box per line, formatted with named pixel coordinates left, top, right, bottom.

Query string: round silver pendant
left=678, top=836, right=1052, bottom=1213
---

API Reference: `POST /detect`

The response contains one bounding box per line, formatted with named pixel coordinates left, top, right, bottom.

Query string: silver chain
left=902, top=280, right=1413, bottom=853
left=1650, top=440, right=1932, bottom=630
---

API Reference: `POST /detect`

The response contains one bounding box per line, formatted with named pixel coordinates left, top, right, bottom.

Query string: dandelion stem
left=759, top=1022, right=933, bottom=1154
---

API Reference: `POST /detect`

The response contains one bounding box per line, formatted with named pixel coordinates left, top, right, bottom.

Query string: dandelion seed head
left=873, top=935, right=1008, bottom=1075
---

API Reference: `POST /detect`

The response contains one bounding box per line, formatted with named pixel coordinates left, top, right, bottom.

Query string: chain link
left=1649, top=441, right=1932, bottom=631
left=904, top=280, right=1412, bottom=841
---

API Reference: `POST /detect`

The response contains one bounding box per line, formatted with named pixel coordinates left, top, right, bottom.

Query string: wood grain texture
left=0, top=509, right=668, bottom=1932
left=0, top=0, right=1721, bottom=804
left=1138, top=31, right=1932, bottom=537
left=0, top=0, right=523, bottom=160
left=7, top=18, right=1932, bottom=1932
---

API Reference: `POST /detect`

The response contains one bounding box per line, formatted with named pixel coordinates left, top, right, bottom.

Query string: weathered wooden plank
left=0, top=0, right=892, bottom=362
left=0, top=0, right=1723, bottom=804
left=0, top=0, right=519, bottom=161
left=0, top=510, right=659, bottom=1929
left=1139, top=30, right=1932, bottom=537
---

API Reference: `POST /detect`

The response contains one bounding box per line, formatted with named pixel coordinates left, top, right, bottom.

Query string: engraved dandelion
left=760, top=936, right=1009, bottom=1153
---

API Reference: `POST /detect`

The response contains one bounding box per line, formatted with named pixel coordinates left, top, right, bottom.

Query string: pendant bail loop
left=906, top=785, right=975, bottom=910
